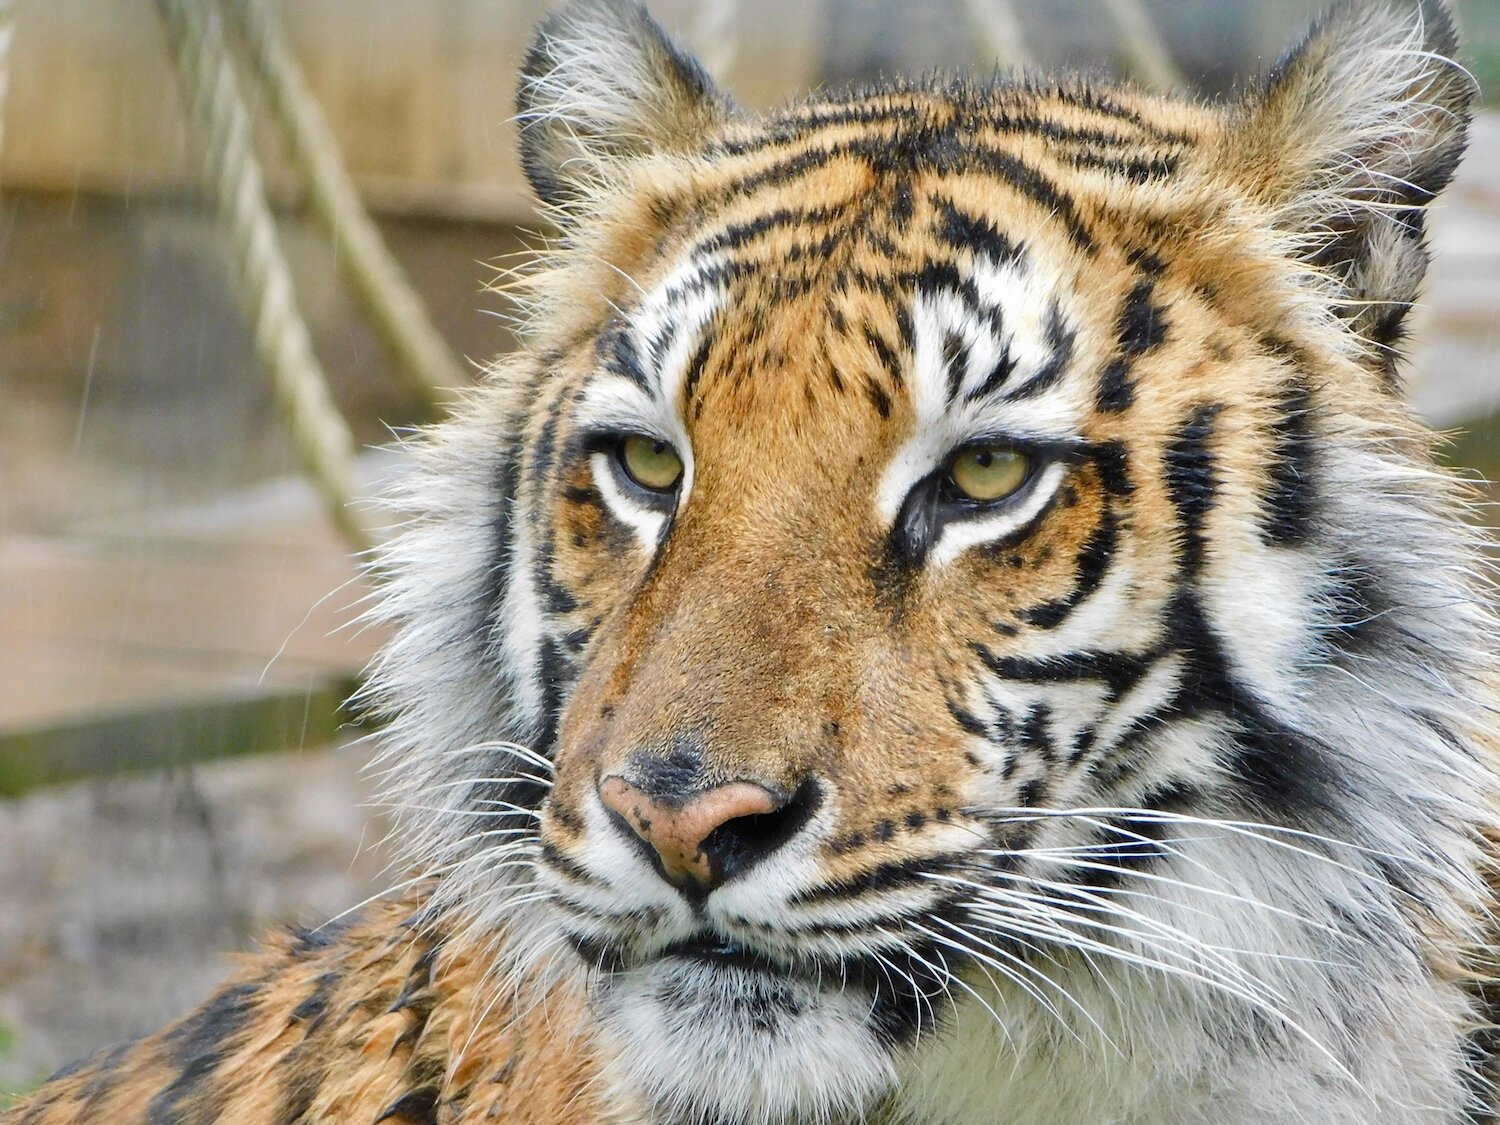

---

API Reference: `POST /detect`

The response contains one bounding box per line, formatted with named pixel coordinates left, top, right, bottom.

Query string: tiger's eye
left=618, top=435, right=684, bottom=492
left=949, top=446, right=1030, bottom=502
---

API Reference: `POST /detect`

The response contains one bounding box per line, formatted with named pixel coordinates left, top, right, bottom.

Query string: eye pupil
left=618, top=435, right=684, bottom=493
left=949, top=445, right=1029, bottom=503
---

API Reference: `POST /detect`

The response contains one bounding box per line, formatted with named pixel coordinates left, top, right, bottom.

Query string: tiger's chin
left=589, top=943, right=899, bottom=1125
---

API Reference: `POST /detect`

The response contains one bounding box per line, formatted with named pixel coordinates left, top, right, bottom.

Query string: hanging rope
left=1098, top=0, right=1185, bottom=90
left=223, top=0, right=464, bottom=414
left=153, top=0, right=374, bottom=550
left=962, top=0, right=1032, bottom=72
left=0, top=0, right=15, bottom=166
left=689, top=0, right=739, bottom=87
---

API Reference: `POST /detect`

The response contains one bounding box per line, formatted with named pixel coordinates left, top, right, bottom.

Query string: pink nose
left=599, top=776, right=781, bottom=888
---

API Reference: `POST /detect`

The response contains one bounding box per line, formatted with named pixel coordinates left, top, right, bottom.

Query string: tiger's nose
left=599, top=776, right=811, bottom=893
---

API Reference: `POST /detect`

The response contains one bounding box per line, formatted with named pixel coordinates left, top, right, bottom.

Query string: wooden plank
left=0, top=0, right=822, bottom=221
left=0, top=463, right=389, bottom=749
left=0, top=684, right=357, bottom=797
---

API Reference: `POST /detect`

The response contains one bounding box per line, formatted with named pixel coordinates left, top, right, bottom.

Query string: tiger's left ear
left=1230, top=1, right=1473, bottom=363
left=516, top=0, right=733, bottom=213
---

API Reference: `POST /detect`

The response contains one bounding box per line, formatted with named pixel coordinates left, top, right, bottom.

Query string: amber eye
left=948, top=446, right=1030, bottom=503
left=617, top=435, right=684, bottom=493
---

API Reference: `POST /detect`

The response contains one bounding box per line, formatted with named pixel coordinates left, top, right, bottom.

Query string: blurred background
left=1, top=0, right=1497, bottom=1097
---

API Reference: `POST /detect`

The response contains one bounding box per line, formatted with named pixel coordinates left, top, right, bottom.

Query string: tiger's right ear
left=1227, top=1, right=1472, bottom=361
left=516, top=0, right=733, bottom=211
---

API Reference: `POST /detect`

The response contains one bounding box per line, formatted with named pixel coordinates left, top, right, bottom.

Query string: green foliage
left=1458, top=0, right=1500, bottom=103
left=0, top=1021, right=45, bottom=1107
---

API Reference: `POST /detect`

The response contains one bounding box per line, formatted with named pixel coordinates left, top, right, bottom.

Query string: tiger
left=6, top=0, right=1497, bottom=1122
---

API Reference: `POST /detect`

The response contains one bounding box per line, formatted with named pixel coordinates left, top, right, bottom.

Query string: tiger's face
left=534, top=109, right=1233, bottom=1100
left=369, top=2, right=1495, bottom=1123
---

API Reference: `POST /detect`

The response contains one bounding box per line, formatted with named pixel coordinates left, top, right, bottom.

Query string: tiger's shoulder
left=2, top=898, right=607, bottom=1125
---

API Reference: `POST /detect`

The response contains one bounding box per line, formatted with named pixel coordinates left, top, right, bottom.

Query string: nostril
left=698, top=779, right=822, bottom=885
left=598, top=775, right=822, bottom=893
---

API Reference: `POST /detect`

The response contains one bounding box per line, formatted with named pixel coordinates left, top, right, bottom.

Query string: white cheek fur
left=928, top=459, right=1069, bottom=567
left=590, top=451, right=671, bottom=552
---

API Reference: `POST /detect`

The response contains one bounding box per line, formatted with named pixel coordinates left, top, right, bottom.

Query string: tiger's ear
left=1231, top=1, right=1473, bottom=359
left=516, top=0, right=733, bottom=210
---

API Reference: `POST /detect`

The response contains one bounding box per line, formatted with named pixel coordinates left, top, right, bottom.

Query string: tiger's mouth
left=660, top=934, right=787, bottom=975
left=572, top=919, right=962, bottom=1014
left=571, top=928, right=818, bottom=982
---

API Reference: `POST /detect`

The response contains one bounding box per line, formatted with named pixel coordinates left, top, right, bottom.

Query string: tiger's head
left=367, top=2, right=1498, bottom=1122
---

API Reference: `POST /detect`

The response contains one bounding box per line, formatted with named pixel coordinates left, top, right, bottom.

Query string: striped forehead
left=876, top=223, right=1085, bottom=522
left=600, top=252, right=727, bottom=406
left=908, top=209, right=1080, bottom=421
left=607, top=197, right=1077, bottom=373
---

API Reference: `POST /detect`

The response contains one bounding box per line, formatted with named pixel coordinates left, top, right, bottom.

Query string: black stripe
left=1260, top=377, right=1317, bottom=546
left=289, top=972, right=341, bottom=1029
left=600, top=323, right=649, bottom=391
left=1089, top=440, right=1133, bottom=496
left=975, top=644, right=1152, bottom=700
left=642, top=322, right=673, bottom=377
left=717, top=100, right=925, bottom=154
left=1096, top=279, right=1170, bottom=412
left=45, top=1041, right=134, bottom=1115
left=968, top=340, right=1016, bottom=402
left=689, top=204, right=843, bottom=255
left=1064, top=150, right=1180, bottom=182
left=894, top=303, right=915, bottom=351
left=563, top=930, right=629, bottom=973
left=962, top=145, right=1096, bottom=252
left=1126, top=246, right=1168, bottom=275
left=1462, top=983, right=1500, bottom=1125
left=1002, top=302, right=1075, bottom=401
left=1164, top=592, right=1337, bottom=820
left=932, top=196, right=1023, bottom=264
left=1117, top=280, right=1169, bottom=355
left=541, top=578, right=579, bottom=614
left=1016, top=502, right=1118, bottom=629
left=1016, top=777, right=1049, bottom=807
left=1017, top=702, right=1056, bottom=764
left=911, top=261, right=1005, bottom=338
left=525, top=384, right=580, bottom=623
left=681, top=331, right=715, bottom=413
left=525, top=382, right=568, bottom=512
left=849, top=264, right=900, bottom=299
left=728, top=142, right=843, bottom=197
left=1065, top=87, right=1197, bottom=144
left=146, top=982, right=262, bottom=1123
left=375, top=1088, right=439, bottom=1124
left=1164, top=404, right=1224, bottom=576
left=890, top=177, right=915, bottom=227
left=989, top=701, right=1018, bottom=749
left=863, top=323, right=904, bottom=387
left=791, top=854, right=965, bottom=903
left=540, top=841, right=604, bottom=887
left=534, top=636, right=569, bottom=754
left=942, top=329, right=970, bottom=404
left=1096, top=357, right=1134, bottom=412
left=985, top=101, right=1191, bottom=147
left=946, top=697, right=989, bottom=737
left=718, top=89, right=1191, bottom=160
left=1325, top=560, right=1387, bottom=654
left=855, top=934, right=955, bottom=1049
left=1065, top=780, right=1201, bottom=888
left=483, top=447, right=525, bottom=619
left=727, top=137, right=1096, bottom=252
left=561, top=625, right=594, bottom=654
